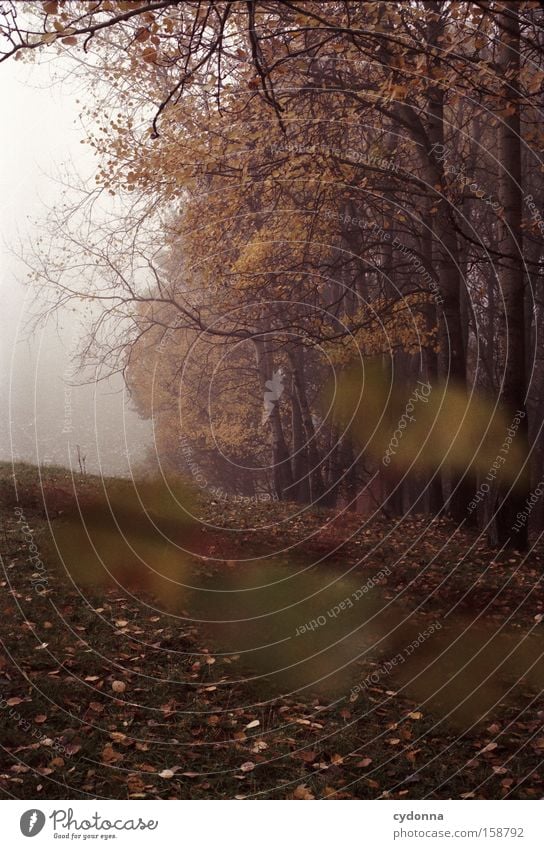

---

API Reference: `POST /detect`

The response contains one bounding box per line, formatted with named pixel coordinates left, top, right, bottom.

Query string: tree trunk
left=288, top=348, right=325, bottom=504
left=492, top=1, right=529, bottom=549
left=254, top=337, right=293, bottom=500
left=286, top=369, right=310, bottom=502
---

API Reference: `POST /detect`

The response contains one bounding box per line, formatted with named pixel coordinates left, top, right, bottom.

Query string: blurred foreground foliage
left=325, top=362, right=527, bottom=485
left=51, top=475, right=196, bottom=610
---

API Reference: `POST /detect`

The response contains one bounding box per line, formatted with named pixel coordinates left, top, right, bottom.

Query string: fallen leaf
left=294, top=750, right=317, bottom=763
left=293, top=784, right=315, bottom=799
left=159, top=768, right=178, bottom=779
left=101, top=744, right=122, bottom=764
left=127, top=774, right=147, bottom=793
left=110, top=732, right=127, bottom=743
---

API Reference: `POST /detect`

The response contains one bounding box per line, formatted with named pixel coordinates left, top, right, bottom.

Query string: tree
left=493, top=0, right=529, bottom=548
left=5, top=0, right=544, bottom=542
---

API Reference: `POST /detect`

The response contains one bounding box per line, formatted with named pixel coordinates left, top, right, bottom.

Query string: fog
left=0, top=58, right=151, bottom=476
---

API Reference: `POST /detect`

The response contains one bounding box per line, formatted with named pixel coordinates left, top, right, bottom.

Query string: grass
left=0, top=461, right=543, bottom=799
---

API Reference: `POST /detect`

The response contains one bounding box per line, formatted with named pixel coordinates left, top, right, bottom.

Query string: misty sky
left=0, top=57, right=152, bottom=476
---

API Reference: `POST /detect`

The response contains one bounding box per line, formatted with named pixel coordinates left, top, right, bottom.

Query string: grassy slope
left=0, top=462, right=543, bottom=799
